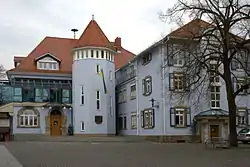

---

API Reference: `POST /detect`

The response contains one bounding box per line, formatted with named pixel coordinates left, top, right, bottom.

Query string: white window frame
left=131, top=113, right=137, bottom=129
left=209, top=62, right=220, bottom=84
left=173, top=73, right=184, bottom=92
left=175, top=108, right=185, bottom=127
left=80, top=85, right=84, bottom=105
left=237, top=108, right=247, bottom=126
left=96, top=90, right=100, bottom=110
left=173, top=54, right=185, bottom=67
left=80, top=121, right=85, bottom=131
left=210, top=86, right=220, bottom=109
left=130, top=83, right=136, bottom=99
left=141, top=109, right=154, bottom=129
left=19, top=110, right=39, bottom=127
left=38, top=62, right=58, bottom=70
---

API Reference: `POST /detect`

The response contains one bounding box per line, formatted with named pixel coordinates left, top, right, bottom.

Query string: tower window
left=86, top=50, right=88, bottom=58
left=81, top=85, right=84, bottom=105
left=91, top=50, right=94, bottom=58
left=96, top=90, right=100, bottom=110
left=101, top=51, right=104, bottom=58
left=96, top=50, right=99, bottom=58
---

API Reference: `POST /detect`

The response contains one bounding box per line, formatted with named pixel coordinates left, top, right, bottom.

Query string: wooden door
left=210, top=125, right=219, bottom=138
left=50, top=115, right=62, bottom=136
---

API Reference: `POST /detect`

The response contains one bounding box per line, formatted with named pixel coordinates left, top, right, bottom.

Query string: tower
left=72, top=15, right=116, bottom=135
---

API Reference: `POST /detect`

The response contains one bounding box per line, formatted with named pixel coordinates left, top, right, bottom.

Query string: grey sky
left=1, top=0, right=176, bottom=70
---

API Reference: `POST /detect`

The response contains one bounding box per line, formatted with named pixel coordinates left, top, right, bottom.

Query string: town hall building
left=0, top=17, right=249, bottom=143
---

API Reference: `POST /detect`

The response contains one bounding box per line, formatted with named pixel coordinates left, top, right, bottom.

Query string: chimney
left=114, top=37, right=122, bottom=52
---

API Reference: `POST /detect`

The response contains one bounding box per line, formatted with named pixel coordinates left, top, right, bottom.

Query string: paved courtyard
left=2, top=141, right=250, bottom=167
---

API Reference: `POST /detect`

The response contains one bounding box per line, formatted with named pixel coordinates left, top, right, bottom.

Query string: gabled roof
left=74, top=19, right=114, bottom=50
left=34, top=53, right=62, bottom=62
left=168, top=19, right=211, bottom=38
left=9, top=37, right=77, bottom=74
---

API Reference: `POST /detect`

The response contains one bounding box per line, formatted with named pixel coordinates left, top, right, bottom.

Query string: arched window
left=18, top=108, right=40, bottom=128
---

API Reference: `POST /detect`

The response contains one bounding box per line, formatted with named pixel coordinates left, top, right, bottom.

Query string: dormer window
left=142, top=53, right=152, bottom=65
left=38, top=62, right=58, bottom=70
left=35, top=53, right=60, bottom=71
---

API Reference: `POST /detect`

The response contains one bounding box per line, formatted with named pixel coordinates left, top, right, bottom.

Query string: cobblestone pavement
left=3, top=142, right=250, bottom=167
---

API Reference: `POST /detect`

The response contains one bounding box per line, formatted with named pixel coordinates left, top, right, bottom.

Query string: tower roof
left=74, top=16, right=114, bottom=50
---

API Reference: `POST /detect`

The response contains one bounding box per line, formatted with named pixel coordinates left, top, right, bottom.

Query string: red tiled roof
left=168, top=19, right=211, bottom=38
left=9, top=37, right=77, bottom=74
left=9, top=19, right=135, bottom=74
left=75, top=19, right=114, bottom=49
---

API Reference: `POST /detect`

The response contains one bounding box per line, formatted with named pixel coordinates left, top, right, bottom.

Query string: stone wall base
left=121, top=135, right=201, bottom=143
left=74, top=134, right=116, bottom=137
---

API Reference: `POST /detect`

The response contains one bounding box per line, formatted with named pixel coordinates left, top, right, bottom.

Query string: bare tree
left=160, top=0, right=250, bottom=147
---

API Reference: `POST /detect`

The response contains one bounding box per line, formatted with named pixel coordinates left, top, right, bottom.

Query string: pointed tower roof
left=74, top=15, right=114, bottom=50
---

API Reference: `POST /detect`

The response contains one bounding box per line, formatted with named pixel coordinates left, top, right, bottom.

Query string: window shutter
left=184, top=74, right=190, bottom=91
left=247, top=109, right=250, bottom=126
left=231, top=59, right=237, bottom=70
left=170, top=107, right=175, bottom=127
left=149, top=76, right=152, bottom=94
left=142, top=79, right=145, bottom=95
left=151, top=109, right=155, bottom=128
left=169, top=73, right=174, bottom=91
left=186, top=108, right=191, bottom=127
left=141, top=110, right=144, bottom=128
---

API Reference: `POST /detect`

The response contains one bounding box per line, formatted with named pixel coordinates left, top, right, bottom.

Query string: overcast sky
left=1, top=0, right=177, bottom=70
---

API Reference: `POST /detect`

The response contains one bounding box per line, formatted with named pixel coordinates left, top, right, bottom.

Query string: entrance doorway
left=210, top=125, right=219, bottom=138
left=50, top=110, right=62, bottom=136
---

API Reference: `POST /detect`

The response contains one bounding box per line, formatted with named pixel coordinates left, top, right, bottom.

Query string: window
left=35, top=88, right=49, bottom=102
left=80, top=121, right=85, bottom=131
left=118, top=89, right=127, bottom=103
left=95, top=116, right=103, bottom=124
left=210, top=86, right=220, bottom=108
left=169, top=73, right=187, bottom=92
left=131, top=113, right=137, bottom=129
left=209, top=63, right=220, bottom=83
left=237, top=108, right=247, bottom=126
left=170, top=107, right=191, bottom=127
left=109, top=71, right=112, bottom=81
left=141, top=109, right=154, bottom=129
left=18, top=109, right=39, bottom=128
left=62, top=89, right=70, bottom=103
left=130, top=83, right=136, bottom=99
left=96, top=64, right=100, bottom=74
left=96, top=90, right=100, bottom=110
left=235, top=78, right=248, bottom=94
left=38, top=62, right=58, bottom=70
left=90, top=50, right=94, bottom=57
left=168, top=44, right=185, bottom=66
left=13, top=87, right=22, bottom=102
left=81, top=86, right=84, bottom=105
left=96, top=50, right=99, bottom=58
left=142, top=53, right=152, bottom=65
left=142, top=76, right=152, bottom=96
left=118, top=116, right=127, bottom=130
left=100, top=50, right=104, bottom=58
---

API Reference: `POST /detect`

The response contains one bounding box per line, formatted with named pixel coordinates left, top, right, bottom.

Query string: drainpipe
left=135, top=60, right=140, bottom=136
left=161, top=38, right=168, bottom=136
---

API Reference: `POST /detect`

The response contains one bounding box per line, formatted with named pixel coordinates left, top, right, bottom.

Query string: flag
left=99, top=69, right=108, bottom=94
